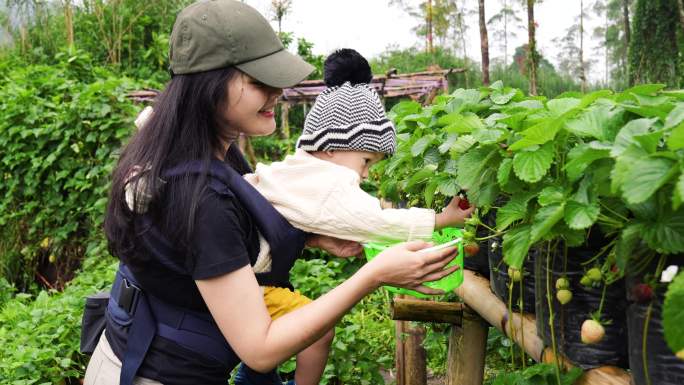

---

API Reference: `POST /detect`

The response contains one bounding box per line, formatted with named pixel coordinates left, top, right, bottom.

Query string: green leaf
left=564, top=143, right=611, bottom=182
left=508, top=118, right=562, bottom=150
left=564, top=105, right=614, bottom=141
left=450, top=134, right=477, bottom=154
left=611, top=118, right=658, bottom=157
left=663, top=272, right=684, bottom=355
left=496, top=192, right=536, bottom=230
left=615, top=223, right=644, bottom=271
left=675, top=171, right=684, bottom=210
left=667, top=121, right=684, bottom=150
left=634, top=130, right=665, bottom=153
left=406, top=165, right=438, bottom=188
left=611, top=145, right=648, bottom=194
left=424, top=180, right=438, bottom=207
left=621, top=157, right=677, bottom=204
left=538, top=186, right=566, bottom=206
left=473, top=126, right=505, bottom=144
left=456, top=147, right=496, bottom=189
left=547, top=98, right=581, bottom=117
left=502, top=225, right=531, bottom=269
left=620, top=84, right=666, bottom=98
left=512, top=143, right=554, bottom=183
left=564, top=200, right=600, bottom=230
left=437, top=178, right=460, bottom=196
left=664, top=103, right=684, bottom=129
left=438, top=133, right=458, bottom=153
left=497, top=158, right=513, bottom=186
left=411, top=136, right=433, bottom=156
left=530, top=203, right=566, bottom=243
left=643, top=209, right=684, bottom=253
left=491, top=88, right=517, bottom=105
left=444, top=113, right=485, bottom=134
left=436, top=112, right=461, bottom=127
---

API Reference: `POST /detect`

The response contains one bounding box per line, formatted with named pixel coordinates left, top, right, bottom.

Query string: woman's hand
left=306, top=234, right=363, bottom=258
left=364, top=240, right=459, bottom=295
left=435, top=196, right=475, bottom=229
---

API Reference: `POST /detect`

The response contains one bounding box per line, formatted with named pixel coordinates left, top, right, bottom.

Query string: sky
left=244, top=0, right=608, bottom=83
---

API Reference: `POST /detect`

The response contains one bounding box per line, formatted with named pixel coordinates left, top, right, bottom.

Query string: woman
left=84, top=1, right=461, bottom=384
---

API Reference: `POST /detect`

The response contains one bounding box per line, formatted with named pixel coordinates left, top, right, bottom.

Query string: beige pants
left=83, top=331, right=163, bottom=385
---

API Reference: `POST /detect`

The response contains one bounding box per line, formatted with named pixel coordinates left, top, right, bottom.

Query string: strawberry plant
left=375, top=80, right=684, bottom=381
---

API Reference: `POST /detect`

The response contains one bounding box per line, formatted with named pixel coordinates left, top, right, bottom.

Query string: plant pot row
left=462, top=229, right=684, bottom=384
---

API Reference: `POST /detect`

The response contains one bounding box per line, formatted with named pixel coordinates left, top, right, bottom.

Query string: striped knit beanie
left=297, top=82, right=396, bottom=154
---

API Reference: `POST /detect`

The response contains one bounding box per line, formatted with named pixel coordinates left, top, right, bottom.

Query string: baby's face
left=318, top=150, right=384, bottom=180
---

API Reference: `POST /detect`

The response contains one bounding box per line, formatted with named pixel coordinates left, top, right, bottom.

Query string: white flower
left=661, top=265, right=679, bottom=283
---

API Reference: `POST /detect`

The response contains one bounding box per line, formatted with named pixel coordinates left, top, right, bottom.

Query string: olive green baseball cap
left=169, top=0, right=314, bottom=88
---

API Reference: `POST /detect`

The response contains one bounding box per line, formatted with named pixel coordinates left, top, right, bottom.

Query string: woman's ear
left=324, top=150, right=335, bottom=159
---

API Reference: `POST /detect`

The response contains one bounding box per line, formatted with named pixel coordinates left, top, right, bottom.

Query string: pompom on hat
left=298, top=49, right=396, bottom=154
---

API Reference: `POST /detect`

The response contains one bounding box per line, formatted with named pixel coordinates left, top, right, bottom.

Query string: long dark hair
left=105, top=67, right=244, bottom=266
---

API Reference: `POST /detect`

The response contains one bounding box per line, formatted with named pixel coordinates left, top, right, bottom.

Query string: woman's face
left=222, top=72, right=283, bottom=137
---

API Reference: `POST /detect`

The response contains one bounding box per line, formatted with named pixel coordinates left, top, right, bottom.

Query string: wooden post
left=404, top=323, right=427, bottom=385
left=279, top=102, right=290, bottom=139
left=394, top=295, right=427, bottom=385
left=446, top=307, right=487, bottom=385
left=392, top=298, right=463, bottom=324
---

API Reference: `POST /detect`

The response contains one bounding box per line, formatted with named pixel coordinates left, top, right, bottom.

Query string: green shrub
left=0, top=247, right=116, bottom=384
left=287, top=257, right=394, bottom=384
left=0, top=50, right=141, bottom=289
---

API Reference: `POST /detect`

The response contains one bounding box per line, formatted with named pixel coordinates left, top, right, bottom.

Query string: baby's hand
left=435, top=195, right=475, bottom=229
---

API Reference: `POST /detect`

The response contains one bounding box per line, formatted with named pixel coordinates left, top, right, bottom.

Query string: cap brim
left=236, top=49, right=315, bottom=89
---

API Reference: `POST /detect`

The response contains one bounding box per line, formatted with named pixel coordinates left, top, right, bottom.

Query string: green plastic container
left=363, top=227, right=464, bottom=299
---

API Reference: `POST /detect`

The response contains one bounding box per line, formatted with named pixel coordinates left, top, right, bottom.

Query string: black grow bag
left=463, top=213, right=492, bottom=277
left=625, top=255, right=684, bottom=385
left=488, top=235, right=536, bottom=314
left=534, top=241, right=628, bottom=369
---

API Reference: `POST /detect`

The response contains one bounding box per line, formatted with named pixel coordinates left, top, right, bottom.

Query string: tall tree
left=478, top=0, right=490, bottom=85
left=629, top=0, right=680, bottom=85
left=390, top=0, right=458, bottom=54
left=678, top=0, right=684, bottom=35
left=427, top=0, right=433, bottom=54
left=487, top=0, right=522, bottom=67
left=62, top=0, right=73, bottom=48
left=526, top=0, right=538, bottom=95
left=271, top=0, right=292, bottom=35
left=579, top=0, right=587, bottom=92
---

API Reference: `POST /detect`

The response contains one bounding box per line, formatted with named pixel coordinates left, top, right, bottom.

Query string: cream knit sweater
left=245, top=149, right=436, bottom=273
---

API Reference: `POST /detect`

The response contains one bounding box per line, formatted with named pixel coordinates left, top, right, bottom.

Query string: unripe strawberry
left=676, top=349, right=684, bottom=361
left=555, top=277, right=570, bottom=290
left=48, top=254, right=56, bottom=263
left=556, top=289, right=572, bottom=305
left=631, top=283, right=653, bottom=304
left=587, top=268, right=602, bottom=282
left=580, top=276, right=592, bottom=287
left=464, top=243, right=480, bottom=256
left=508, top=267, right=522, bottom=282
left=581, top=319, right=605, bottom=344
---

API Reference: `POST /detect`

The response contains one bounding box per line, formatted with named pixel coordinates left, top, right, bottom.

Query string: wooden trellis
left=392, top=270, right=632, bottom=385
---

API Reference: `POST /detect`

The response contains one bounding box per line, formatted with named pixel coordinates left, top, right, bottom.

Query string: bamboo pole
left=455, top=269, right=631, bottom=385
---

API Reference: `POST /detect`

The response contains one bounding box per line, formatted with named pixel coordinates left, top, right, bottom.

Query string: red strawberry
left=458, top=197, right=470, bottom=210
left=464, top=243, right=480, bottom=256
left=632, top=283, right=653, bottom=303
